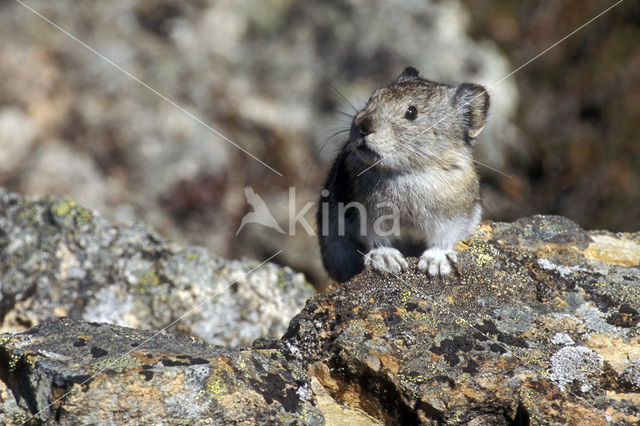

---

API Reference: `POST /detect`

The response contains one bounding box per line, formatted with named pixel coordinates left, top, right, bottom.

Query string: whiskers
left=301, top=126, right=350, bottom=197
left=326, top=80, right=359, bottom=115
left=300, top=80, right=357, bottom=197
left=470, top=158, right=512, bottom=178
left=397, top=139, right=512, bottom=179
left=396, top=140, right=453, bottom=170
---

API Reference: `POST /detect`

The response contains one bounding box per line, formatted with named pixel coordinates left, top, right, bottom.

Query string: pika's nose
left=356, top=117, right=373, bottom=136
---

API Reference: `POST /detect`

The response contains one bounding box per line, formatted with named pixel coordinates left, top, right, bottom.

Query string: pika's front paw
left=418, top=248, right=457, bottom=277
left=364, top=247, right=408, bottom=275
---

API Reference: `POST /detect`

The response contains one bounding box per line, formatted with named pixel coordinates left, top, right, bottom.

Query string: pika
left=317, top=67, right=489, bottom=282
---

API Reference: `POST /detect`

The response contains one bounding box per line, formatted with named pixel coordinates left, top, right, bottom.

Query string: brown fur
left=318, top=67, right=489, bottom=282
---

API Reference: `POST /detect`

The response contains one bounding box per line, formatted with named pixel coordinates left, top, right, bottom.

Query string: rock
left=0, top=318, right=323, bottom=424
left=21, top=141, right=109, bottom=213
left=0, top=108, right=37, bottom=176
left=282, top=215, right=639, bottom=424
left=2, top=213, right=639, bottom=424
left=0, top=189, right=314, bottom=347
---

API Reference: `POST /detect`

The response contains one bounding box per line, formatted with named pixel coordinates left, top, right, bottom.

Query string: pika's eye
left=404, top=106, right=418, bottom=120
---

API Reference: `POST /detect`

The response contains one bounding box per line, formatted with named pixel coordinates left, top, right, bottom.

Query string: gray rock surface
left=0, top=318, right=324, bottom=425
left=2, top=213, right=639, bottom=424
left=282, top=215, right=640, bottom=424
left=0, top=189, right=314, bottom=347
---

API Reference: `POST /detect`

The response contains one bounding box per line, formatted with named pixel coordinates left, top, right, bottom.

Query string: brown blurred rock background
left=462, top=0, right=640, bottom=231
left=0, top=0, right=638, bottom=287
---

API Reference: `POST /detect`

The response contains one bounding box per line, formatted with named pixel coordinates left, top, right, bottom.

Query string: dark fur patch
left=399, top=66, right=420, bottom=79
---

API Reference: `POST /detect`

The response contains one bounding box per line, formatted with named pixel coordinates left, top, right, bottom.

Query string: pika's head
left=350, top=67, right=490, bottom=172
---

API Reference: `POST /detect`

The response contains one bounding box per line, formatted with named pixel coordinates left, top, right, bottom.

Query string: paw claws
left=417, top=258, right=428, bottom=270
left=364, top=247, right=407, bottom=275
left=418, top=248, right=457, bottom=277
left=446, top=251, right=458, bottom=264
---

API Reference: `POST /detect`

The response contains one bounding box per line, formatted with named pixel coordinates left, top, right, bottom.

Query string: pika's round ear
left=454, top=83, right=490, bottom=143
left=395, top=67, right=420, bottom=82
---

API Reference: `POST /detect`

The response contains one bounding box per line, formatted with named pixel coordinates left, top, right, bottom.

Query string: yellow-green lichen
left=277, top=270, right=287, bottom=290
left=397, top=372, right=426, bottom=399
left=53, top=199, right=76, bottom=218
left=205, top=376, right=226, bottom=396
left=52, top=198, right=85, bottom=227
left=8, top=352, right=21, bottom=371
left=138, top=270, right=160, bottom=294
left=475, top=252, right=494, bottom=267
left=91, top=354, right=140, bottom=373
left=50, top=198, right=93, bottom=227
left=75, top=205, right=94, bottom=227
left=455, top=318, right=469, bottom=327
left=13, top=413, right=30, bottom=424
left=469, top=240, right=502, bottom=268
left=0, top=333, right=11, bottom=345
left=17, top=204, right=40, bottom=224
left=234, top=356, right=248, bottom=376
left=400, top=309, right=431, bottom=323
left=184, top=252, right=200, bottom=261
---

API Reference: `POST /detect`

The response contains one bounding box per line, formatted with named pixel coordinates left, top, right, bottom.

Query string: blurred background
left=0, top=0, right=638, bottom=287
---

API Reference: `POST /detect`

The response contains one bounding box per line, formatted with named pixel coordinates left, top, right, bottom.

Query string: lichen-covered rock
left=1, top=214, right=638, bottom=424
left=0, top=318, right=323, bottom=424
left=0, top=189, right=314, bottom=347
left=283, top=215, right=640, bottom=424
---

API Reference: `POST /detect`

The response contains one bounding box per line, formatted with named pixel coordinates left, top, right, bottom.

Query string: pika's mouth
left=354, top=140, right=381, bottom=162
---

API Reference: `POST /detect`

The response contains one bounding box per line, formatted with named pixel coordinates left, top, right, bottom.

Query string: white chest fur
left=357, top=169, right=479, bottom=247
